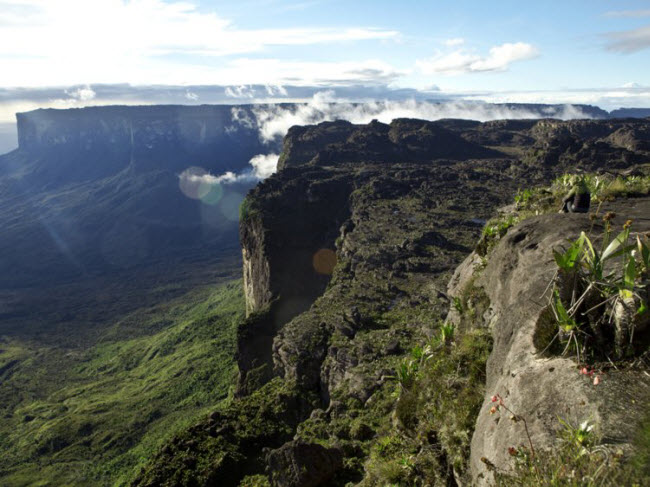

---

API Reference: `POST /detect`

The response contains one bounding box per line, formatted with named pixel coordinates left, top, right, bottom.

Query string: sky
left=0, top=0, right=649, bottom=149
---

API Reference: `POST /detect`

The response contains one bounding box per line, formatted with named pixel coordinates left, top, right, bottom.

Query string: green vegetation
left=545, top=224, right=649, bottom=361
left=476, top=172, right=650, bottom=256
left=0, top=280, right=245, bottom=486
left=363, top=328, right=492, bottom=486
left=493, top=415, right=650, bottom=486
left=239, top=195, right=259, bottom=222
left=132, top=378, right=316, bottom=486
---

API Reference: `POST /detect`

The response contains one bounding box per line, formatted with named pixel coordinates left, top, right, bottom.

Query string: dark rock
left=350, top=421, right=375, bottom=441
left=384, top=340, right=402, bottom=355
left=309, top=409, right=327, bottom=422
left=325, top=401, right=345, bottom=418
left=266, top=441, right=343, bottom=487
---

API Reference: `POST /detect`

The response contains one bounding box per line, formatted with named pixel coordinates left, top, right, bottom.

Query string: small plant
left=452, top=296, right=463, bottom=314
left=514, top=188, right=533, bottom=207
left=410, top=344, right=426, bottom=362
left=558, top=418, right=595, bottom=457
left=477, top=214, right=521, bottom=256
left=547, top=224, right=649, bottom=360
left=393, top=359, right=419, bottom=392
left=488, top=394, right=536, bottom=459
left=439, top=322, right=455, bottom=346
left=551, top=289, right=585, bottom=360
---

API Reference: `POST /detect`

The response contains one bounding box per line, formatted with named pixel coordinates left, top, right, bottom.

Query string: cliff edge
left=134, top=117, right=650, bottom=486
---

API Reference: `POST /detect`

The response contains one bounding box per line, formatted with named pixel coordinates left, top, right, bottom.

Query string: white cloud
left=247, top=90, right=598, bottom=145
left=605, top=24, right=650, bottom=53
left=180, top=152, right=279, bottom=187
left=0, top=0, right=399, bottom=87
left=65, top=85, right=96, bottom=102
left=604, top=10, right=650, bottom=18
left=225, top=85, right=256, bottom=98
left=265, top=85, right=288, bottom=97
left=443, top=38, right=465, bottom=47
left=417, top=42, right=539, bottom=75
left=249, top=153, right=279, bottom=179
left=185, top=90, right=199, bottom=101
left=217, top=58, right=403, bottom=86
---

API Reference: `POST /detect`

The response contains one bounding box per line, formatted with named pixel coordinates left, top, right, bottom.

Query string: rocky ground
left=134, top=117, right=650, bottom=486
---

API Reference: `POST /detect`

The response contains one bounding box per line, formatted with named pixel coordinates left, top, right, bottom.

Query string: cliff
left=135, top=117, right=650, bottom=486
left=447, top=199, right=650, bottom=485
left=15, top=105, right=269, bottom=180
left=0, top=105, right=280, bottom=289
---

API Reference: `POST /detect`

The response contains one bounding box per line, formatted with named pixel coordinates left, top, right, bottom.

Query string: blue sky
left=0, top=0, right=649, bottom=122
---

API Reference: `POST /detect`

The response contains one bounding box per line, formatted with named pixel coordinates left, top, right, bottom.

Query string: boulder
left=266, top=441, right=343, bottom=487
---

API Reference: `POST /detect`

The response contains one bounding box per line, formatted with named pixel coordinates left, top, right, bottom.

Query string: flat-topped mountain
left=2, top=104, right=650, bottom=485
left=135, top=117, right=650, bottom=486
left=14, top=105, right=272, bottom=184
left=0, top=105, right=278, bottom=291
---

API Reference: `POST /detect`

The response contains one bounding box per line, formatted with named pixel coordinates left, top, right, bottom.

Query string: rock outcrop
left=138, top=116, right=650, bottom=486
left=266, top=441, right=343, bottom=487
left=447, top=199, right=650, bottom=485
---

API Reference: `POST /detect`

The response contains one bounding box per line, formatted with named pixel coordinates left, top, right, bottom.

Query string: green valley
left=0, top=279, right=244, bottom=486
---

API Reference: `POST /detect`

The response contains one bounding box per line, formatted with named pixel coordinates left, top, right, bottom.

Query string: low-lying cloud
left=207, top=91, right=601, bottom=184
left=179, top=153, right=279, bottom=190
left=250, top=91, right=592, bottom=144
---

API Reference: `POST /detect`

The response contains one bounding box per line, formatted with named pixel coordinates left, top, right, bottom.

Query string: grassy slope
left=0, top=279, right=244, bottom=486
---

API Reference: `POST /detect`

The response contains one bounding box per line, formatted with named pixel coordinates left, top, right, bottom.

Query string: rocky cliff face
left=447, top=200, right=650, bottom=485
left=136, top=116, right=650, bottom=486
left=15, top=105, right=269, bottom=181
left=0, top=105, right=281, bottom=290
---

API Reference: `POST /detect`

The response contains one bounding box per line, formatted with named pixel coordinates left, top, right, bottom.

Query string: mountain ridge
left=134, top=116, right=650, bottom=485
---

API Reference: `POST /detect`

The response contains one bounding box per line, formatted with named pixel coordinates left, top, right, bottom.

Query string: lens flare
left=179, top=166, right=212, bottom=200
left=219, top=192, right=243, bottom=222
left=200, top=183, right=224, bottom=205
left=313, top=248, right=337, bottom=275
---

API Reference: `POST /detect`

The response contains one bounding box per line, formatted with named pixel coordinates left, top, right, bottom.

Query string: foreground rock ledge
left=448, top=198, right=650, bottom=485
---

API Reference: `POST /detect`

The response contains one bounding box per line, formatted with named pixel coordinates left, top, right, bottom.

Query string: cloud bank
left=250, top=91, right=593, bottom=144
left=201, top=91, right=603, bottom=185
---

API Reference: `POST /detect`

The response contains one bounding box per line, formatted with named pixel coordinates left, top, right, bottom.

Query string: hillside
left=0, top=105, right=268, bottom=485
left=1, top=109, right=649, bottom=485
left=135, top=117, right=650, bottom=485
left=0, top=279, right=244, bottom=485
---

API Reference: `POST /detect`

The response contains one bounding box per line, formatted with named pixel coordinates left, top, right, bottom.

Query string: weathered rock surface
left=446, top=199, right=650, bottom=485
left=139, top=116, right=650, bottom=486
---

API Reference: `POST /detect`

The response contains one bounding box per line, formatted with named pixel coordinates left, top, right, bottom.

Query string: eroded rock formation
left=136, top=116, right=650, bottom=486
